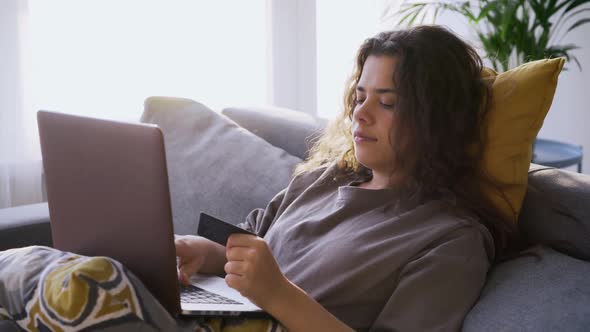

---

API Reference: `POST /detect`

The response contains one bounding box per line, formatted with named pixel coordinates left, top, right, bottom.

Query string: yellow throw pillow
left=480, top=57, right=565, bottom=222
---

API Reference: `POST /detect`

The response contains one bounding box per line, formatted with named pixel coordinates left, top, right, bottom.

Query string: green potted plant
left=391, top=0, right=590, bottom=71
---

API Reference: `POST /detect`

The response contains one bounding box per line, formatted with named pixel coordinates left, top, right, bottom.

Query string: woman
left=176, top=25, right=518, bottom=332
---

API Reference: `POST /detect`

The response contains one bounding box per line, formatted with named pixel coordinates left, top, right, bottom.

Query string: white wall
left=537, top=24, right=590, bottom=174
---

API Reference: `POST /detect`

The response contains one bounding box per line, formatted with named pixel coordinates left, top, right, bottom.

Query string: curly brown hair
left=295, top=25, right=520, bottom=261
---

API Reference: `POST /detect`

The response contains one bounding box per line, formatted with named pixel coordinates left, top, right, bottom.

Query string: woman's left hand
left=224, top=234, right=289, bottom=310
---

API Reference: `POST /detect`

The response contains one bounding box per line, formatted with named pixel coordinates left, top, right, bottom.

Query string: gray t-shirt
left=239, top=163, right=494, bottom=332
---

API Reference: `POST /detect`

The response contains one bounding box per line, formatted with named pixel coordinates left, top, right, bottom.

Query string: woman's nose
left=353, top=100, right=373, bottom=124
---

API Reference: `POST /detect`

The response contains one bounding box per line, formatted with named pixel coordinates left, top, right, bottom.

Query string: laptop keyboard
left=180, top=284, right=243, bottom=305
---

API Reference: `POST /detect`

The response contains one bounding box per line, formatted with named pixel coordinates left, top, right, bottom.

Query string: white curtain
left=0, top=0, right=44, bottom=208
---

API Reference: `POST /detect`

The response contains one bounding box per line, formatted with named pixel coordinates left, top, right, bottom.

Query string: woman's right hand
left=174, top=235, right=227, bottom=285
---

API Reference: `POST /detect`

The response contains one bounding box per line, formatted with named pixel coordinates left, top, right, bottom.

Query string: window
left=29, top=0, right=268, bottom=122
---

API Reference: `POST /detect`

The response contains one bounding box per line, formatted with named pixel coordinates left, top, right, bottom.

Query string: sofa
left=0, top=96, right=589, bottom=331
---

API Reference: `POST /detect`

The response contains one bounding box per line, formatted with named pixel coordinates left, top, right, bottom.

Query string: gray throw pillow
left=222, top=106, right=327, bottom=160
left=463, top=246, right=590, bottom=331
left=141, top=97, right=302, bottom=235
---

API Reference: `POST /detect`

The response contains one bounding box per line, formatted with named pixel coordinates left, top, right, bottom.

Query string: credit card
left=197, top=212, right=256, bottom=246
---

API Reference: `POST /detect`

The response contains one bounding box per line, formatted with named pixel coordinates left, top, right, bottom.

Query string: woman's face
left=352, top=55, right=397, bottom=172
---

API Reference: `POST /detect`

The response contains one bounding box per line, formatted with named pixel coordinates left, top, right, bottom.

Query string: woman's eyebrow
left=356, top=85, right=397, bottom=94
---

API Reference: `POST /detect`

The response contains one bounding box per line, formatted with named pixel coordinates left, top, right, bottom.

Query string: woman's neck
left=360, top=169, right=405, bottom=190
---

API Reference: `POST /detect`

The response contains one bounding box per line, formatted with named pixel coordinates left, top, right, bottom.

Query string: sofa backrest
left=519, top=164, right=590, bottom=260
left=222, top=105, right=590, bottom=262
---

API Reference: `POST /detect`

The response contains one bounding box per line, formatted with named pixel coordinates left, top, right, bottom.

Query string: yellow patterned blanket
left=0, top=246, right=285, bottom=332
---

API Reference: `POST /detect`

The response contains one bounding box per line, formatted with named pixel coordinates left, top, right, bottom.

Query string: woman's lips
left=354, top=132, right=377, bottom=143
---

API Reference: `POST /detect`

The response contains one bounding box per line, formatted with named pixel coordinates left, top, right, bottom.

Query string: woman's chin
left=354, top=154, right=377, bottom=170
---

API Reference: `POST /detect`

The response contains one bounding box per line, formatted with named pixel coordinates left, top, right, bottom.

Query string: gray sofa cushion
left=463, top=246, right=590, bottom=331
left=141, top=97, right=302, bottom=235
left=222, top=106, right=327, bottom=160
left=0, top=321, right=19, bottom=332
left=519, top=164, right=590, bottom=261
left=0, top=203, right=52, bottom=251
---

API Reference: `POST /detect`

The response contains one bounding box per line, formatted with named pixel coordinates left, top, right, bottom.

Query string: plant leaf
left=564, top=0, right=590, bottom=13
left=397, top=4, right=427, bottom=26
left=476, top=2, right=498, bottom=23
left=566, top=17, right=590, bottom=33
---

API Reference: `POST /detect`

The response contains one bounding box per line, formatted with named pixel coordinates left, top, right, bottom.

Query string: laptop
left=37, top=110, right=267, bottom=318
